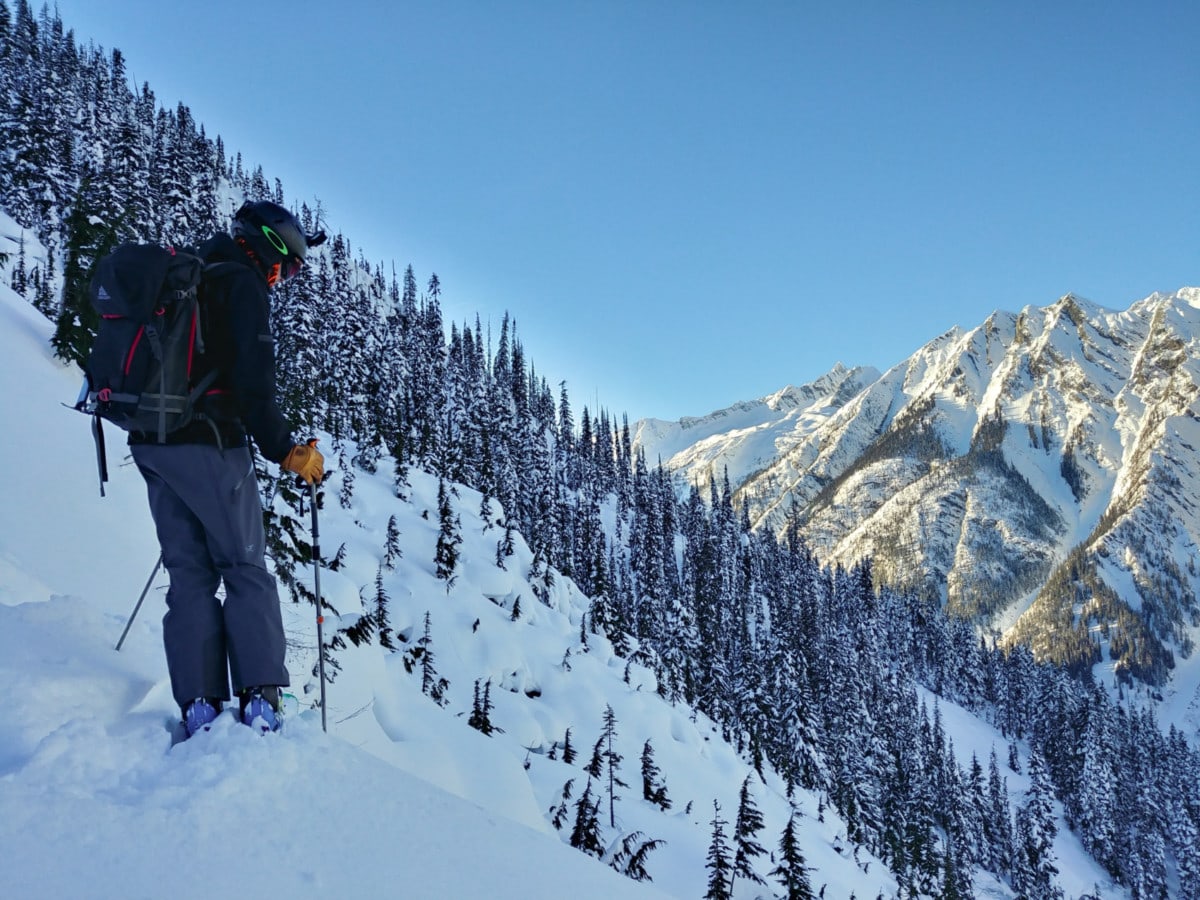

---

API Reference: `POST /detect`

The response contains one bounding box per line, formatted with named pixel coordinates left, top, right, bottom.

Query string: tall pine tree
left=704, top=800, right=734, bottom=900
left=731, top=775, right=767, bottom=889
left=770, top=809, right=816, bottom=900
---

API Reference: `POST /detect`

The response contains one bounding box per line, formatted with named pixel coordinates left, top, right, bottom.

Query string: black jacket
left=130, top=234, right=294, bottom=463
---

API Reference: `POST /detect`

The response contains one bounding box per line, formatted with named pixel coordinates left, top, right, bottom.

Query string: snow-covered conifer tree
left=1013, top=749, right=1061, bottom=899
left=770, top=809, right=815, bottom=900
left=568, top=778, right=604, bottom=858
left=731, top=775, right=767, bottom=888
left=640, top=739, right=671, bottom=811
left=434, top=476, right=461, bottom=588
left=703, top=800, right=733, bottom=900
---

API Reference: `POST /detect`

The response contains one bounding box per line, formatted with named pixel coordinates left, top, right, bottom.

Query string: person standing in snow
left=130, top=200, right=325, bottom=738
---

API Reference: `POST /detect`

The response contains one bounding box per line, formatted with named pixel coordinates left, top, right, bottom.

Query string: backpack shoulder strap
left=200, top=261, right=247, bottom=281
left=193, top=261, right=252, bottom=353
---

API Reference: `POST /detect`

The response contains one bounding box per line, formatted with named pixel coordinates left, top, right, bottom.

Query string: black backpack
left=78, top=243, right=233, bottom=494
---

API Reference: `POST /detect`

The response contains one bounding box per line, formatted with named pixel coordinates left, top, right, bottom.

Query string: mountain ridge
left=637, top=288, right=1200, bottom=723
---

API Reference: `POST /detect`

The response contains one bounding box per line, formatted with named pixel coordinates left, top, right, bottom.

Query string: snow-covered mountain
left=632, top=364, right=880, bottom=492
left=0, top=217, right=1130, bottom=898
left=638, top=290, right=1200, bottom=724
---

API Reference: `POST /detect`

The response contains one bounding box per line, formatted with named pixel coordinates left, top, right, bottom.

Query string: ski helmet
left=232, top=200, right=319, bottom=286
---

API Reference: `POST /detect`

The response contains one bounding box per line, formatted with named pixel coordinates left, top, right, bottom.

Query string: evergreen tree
left=52, top=174, right=119, bottom=363
left=640, top=739, right=672, bottom=811
left=340, top=584, right=376, bottom=647
left=470, top=681, right=499, bottom=734
left=599, top=704, right=628, bottom=828
left=770, top=809, right=816, bottom=900
left=569, top=778, right=604, bottom=858
left=434, top=476, right=461, bottom=588
left=1014, top=749, right=1062, bottom=900
left=1165, top=728, right=1200, bottom=899
left=941, top=838, right=967, bottom=900
left=10, top=233, right=27, bottom=296
left=259, top=461, right=314, bottom=607
left=704, top=800, right=734, bottom=900
left=337, top=443, right=356, bottom=509
left=561, top=727, right=577, bottom=765
left=585, top=734, right=604, bottom=781
left=495, top=520, right=515, bottom=569
left=528, top=543, right=555, bottom=605
left=962, top=753, right=988, bottom=872
left=478, top=426, right=497, bottom=526
left=732, top=774, right=767, bottom=888
left=550, top=778, right=574, bottom=831
left=373, top=563, right=394, bottom=649
left=467, top=679, right=484, bottom=730
left=986, top=749, right=1014, bottom=875
left=383, top=514, right=402, bottom=570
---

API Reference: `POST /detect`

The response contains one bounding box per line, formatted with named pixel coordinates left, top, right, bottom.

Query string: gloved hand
left=281, top=439, right=324, bottom=485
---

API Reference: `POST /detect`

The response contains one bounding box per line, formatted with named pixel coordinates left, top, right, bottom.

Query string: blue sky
left=52, top=1, right=1199, bottom=422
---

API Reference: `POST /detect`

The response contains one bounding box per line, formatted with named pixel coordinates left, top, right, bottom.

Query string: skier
left=130, top=200, right=325, bottom=738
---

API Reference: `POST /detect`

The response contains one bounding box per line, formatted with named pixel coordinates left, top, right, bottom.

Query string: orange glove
left=282, top=439, right=324, bottom=485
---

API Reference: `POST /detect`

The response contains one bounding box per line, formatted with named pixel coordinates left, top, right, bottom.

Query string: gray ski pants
left=132, top=442, right=289, bottom=709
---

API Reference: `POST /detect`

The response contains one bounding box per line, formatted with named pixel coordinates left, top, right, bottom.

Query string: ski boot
left=239, top=686, right=282, bottom=734
left=183, top=698, right=222, bottom=738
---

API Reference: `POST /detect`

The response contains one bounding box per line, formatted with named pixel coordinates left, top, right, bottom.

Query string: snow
left=0, top=214, right=1148, bottom=896
left=0, top=258, right=899, bottom=898
left=0, top=261, right=667, bottom=898
left=915, top=689, right=1125, bottom=900
left=632, top=365, right=879, bottom=495
left=0, top=596, right=671, bottom=900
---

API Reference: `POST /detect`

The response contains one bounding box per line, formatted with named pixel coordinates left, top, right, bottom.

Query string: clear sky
left=50, top=1, right=1200, bottom=422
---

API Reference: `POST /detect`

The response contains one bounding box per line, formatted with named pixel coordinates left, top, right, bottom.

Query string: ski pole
left=309, top=478, right=328, bottom=732
left=115, top=552, right=164, bottom=651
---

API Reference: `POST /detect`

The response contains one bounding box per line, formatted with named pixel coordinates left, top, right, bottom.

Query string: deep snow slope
left=0, top=219, right=1123, bottom=897
left=0, top=240, right=903, bottom=898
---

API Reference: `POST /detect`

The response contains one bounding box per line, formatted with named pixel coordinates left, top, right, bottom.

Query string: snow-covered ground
left=0, top=230, right=1126, bottom=897
left=0, top=281, right=666, bottom=899
left=0, top=250, right=894, bottom=898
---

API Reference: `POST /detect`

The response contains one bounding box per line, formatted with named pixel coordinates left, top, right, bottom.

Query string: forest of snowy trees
left=2, top=3, right=1199, bottom=896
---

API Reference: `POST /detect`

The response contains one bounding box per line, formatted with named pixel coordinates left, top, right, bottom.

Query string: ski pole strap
left=91, top=412, right=109, bottom=497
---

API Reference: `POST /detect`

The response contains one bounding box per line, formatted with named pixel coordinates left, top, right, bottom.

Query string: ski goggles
left=264, top=255, right=304, bottom=288
left=280, top=253, right=305, bottom=282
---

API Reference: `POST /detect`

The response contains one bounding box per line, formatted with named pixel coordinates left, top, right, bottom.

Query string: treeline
left=3, top=4, right=1199, bottom=896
